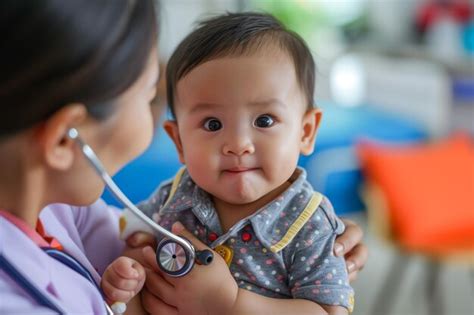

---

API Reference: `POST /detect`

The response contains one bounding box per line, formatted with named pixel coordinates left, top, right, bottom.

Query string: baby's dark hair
left=166, top=12, right=315, bottom=118
left=0, top=0, right=158, bottom=137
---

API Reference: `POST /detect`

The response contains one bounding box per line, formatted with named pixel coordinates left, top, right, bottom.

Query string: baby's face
left=168, top=51, right=319, bottom=205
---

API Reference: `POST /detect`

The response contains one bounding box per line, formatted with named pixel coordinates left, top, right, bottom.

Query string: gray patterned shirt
left=138, top=167, right=354, bottom=311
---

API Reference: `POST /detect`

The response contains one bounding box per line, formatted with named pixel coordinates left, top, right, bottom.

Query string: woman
left=0, top=1, right=157, bottom=313
left=0, top=1, right=366, bottom=313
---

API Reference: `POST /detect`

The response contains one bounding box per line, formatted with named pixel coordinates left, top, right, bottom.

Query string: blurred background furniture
left=301, top=101, right=427, bottom=215
left=358, top=135, right=474, bottom=315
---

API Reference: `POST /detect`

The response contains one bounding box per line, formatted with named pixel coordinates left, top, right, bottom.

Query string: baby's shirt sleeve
left=286, top=197, right=354, bottom=312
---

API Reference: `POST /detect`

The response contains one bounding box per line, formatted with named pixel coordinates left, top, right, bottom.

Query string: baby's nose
left=222, top=137, right=255, bottom=156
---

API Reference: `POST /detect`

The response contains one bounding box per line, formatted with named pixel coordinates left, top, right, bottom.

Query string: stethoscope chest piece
left=156, top=238, right=194, bottom=277
left=156, top=237, right=214, bottom=277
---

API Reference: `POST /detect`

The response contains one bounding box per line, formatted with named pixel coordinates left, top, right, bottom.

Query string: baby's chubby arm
left=232, top=289, right=347, bottom=315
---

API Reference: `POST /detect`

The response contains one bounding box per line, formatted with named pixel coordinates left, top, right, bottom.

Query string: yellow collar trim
left=270, top=191, right=323, bottom=253
left=162, top=166, right=187, bottom=209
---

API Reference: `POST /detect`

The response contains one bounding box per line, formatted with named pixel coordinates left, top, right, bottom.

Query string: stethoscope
left=67, top=128, right=214, bottom=276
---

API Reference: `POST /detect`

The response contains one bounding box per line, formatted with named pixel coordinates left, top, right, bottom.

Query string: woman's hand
left=126, top=232, right=157, bottom=248
left=123, top=231, right=157, bottom=267
left=334, top=219, right=368, bottom=281
left=141, top=222, right=238, bottom=315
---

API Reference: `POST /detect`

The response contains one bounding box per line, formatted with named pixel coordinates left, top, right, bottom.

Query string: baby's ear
left=300, top=108, right=322, bottom=156
left=163, top=120, right=185, bottom=164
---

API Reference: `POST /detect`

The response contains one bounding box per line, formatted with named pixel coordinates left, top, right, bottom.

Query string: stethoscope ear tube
left=67, top=128, right=213, bottom=278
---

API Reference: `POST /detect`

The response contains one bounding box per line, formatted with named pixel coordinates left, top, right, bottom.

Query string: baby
left=113, top=12, right=354, bottom=314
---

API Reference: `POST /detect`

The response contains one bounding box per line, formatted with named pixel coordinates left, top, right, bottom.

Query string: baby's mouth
left=223, top=166, right=259, bottom=174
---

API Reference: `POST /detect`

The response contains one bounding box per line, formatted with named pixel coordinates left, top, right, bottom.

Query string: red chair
left=357, top=134, right=474, bottom=315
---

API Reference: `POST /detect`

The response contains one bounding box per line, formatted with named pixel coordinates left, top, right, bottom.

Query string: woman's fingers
left=142, top=288, right=178, bottom=315
left=335, top=219, right=364, bottom=257
left=126, top=232, right=157, bottom=248
left=141, top=246, right=177, bottom=305
left=144, top=268, right=177, bottom=307
left=142, top=246, right=162, bottom=273
left=334, top=219, right=368, bottom=281
left=171, top=222, right=211, bottom=252
left=345, top=243, right=368, bottom=282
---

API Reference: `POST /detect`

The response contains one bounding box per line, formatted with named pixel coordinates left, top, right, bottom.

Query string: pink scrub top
left=0, top=199, right=125, bottom=314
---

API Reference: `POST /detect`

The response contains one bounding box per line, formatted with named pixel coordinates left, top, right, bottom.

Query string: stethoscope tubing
left=0, top=252, right=115, bottom=315
left=0, top=254, right=66, bottom=314
left=67, top=128, right=196, bottom=264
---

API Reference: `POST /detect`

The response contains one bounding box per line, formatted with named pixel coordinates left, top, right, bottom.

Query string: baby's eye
left=203, top=118, right=222, bottom=132
left=254, top=115, right=274, bottom=128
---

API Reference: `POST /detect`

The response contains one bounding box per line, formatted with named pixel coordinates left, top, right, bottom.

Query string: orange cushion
left=357, top=134, right=474, bottom=255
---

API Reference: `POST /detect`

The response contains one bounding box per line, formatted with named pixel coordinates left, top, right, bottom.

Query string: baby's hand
left=101, top=256, right=146, bottom=305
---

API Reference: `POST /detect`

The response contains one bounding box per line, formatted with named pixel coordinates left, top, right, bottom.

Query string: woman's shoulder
left=40, top=199, right=119, bottom=228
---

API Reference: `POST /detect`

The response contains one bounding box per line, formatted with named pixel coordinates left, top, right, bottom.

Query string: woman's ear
left=163, top=120, right=185, bottom=164
left=36, top=104, right=87, bottom=170
left=300, top=108, right=322, bottom=156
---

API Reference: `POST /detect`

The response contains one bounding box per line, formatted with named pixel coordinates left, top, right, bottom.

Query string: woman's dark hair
left=0, top=0, right=159, bottom=137
left=166, top=12, right=315, bottom=118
